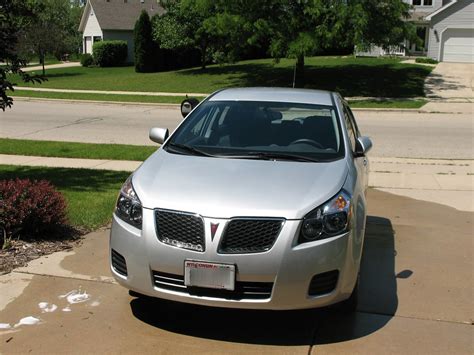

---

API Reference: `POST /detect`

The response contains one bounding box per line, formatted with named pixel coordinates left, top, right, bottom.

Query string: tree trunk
left=200, top=45, right=207, bottom=70
left=295, top=54, right=305, bottom=87
left=40, top=51, right=45, bottom=76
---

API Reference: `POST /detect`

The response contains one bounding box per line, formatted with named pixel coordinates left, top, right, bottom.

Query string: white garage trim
left=438, top=26, right=474, bottom=62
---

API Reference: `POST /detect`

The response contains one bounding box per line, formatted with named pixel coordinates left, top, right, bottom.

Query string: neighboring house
left=357, top=0, right=473, bottom=63
left=78, top=0, right=164, bottom=63
left=426, top=0, right=474, bottom=62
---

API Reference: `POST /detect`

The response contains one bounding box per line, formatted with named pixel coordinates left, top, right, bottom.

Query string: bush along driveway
left=0, top=165, right=130, bottom=274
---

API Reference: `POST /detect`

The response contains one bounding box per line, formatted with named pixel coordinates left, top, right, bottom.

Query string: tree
left=134, top=10, right=155, bottom=73
left=169, top=0, right=416, bottom=86
left=17, top=0, right=81, bottom=76
left=350, top=0, right=417, bottom=54
left=153, top=0, right=216, bottom=69
left=0, top=0, right=44, bottom=111
left=199, top=0, right=351, bottom=86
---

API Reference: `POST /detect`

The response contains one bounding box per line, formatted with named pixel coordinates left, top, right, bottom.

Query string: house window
left=93, top=36, right=102, bottom=43
left=413, top=0, right=433, bottom=5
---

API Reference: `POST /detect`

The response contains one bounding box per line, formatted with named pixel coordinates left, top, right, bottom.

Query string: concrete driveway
left=424, top=62, right=474, bottom=100
left=0, top=189, right=472, bottom=354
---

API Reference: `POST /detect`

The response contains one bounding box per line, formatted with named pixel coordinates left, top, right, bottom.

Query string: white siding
left=83, top=6, right=103, bottom=54
left=103, top=30, right=135, bottom=63
left=427, top=0, right=474, bottom=61
left=403, top=0, right=445, bottom=12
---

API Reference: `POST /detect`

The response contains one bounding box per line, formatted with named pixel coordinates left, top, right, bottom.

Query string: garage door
left=441, top=28, right=474, bottom=63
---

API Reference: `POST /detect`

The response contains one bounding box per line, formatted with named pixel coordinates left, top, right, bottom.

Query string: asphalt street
left=1, top=100, right=473, bottom=159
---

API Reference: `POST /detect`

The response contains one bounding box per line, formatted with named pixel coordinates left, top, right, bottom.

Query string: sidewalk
left=22, top=62, right=81, bottom=72
left=2, top=154, right=473, bottom=211
left=0, top=154, right=141, bottom=172
left=14, top=86, right=208, bottom=98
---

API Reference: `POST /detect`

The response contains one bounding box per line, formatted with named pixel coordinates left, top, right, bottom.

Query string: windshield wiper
left=166, top=143, right=216, bottom=157
left=220, top=152, right=319, bottom=162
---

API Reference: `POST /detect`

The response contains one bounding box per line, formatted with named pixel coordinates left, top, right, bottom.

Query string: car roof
left=209, top=87, right=335, bottom=106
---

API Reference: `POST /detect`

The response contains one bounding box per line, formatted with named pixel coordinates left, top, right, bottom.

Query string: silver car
left=110, top=88, right=372, bottom=311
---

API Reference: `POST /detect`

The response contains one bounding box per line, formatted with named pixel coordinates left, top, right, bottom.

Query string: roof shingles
left=90, top=0, right=164, bottom=31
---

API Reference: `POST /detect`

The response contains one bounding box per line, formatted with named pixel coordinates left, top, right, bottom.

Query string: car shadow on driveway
left=130, top=215, right=398, bottom=346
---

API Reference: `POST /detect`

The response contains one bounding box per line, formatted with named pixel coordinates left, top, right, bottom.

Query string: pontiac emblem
left=210, top=223, right=219, bottom=240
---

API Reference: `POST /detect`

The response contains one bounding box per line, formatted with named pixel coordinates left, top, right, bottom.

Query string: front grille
left=218, top=218, right=284, bottom=254
left=155, top=209, right=205, bottom=252
left=152, top=271, right=273, bottom=300
left=308, top=270, right=339, bottom=296
left=111, top=249, right=128, bottom=276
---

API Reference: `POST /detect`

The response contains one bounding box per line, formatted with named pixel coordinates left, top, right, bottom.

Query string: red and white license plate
left=184, top=260, right=235, bottom=290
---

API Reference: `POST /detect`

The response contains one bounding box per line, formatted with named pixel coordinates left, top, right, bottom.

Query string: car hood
left=133, top=150, right=348, bottom=220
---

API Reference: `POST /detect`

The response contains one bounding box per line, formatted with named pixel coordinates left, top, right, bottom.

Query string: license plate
left=184, top=260, right=235, bottom=291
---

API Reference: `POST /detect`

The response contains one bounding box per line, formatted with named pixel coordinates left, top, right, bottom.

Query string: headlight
left=115, top=175, right=142, bottom=229
left=299, top=190, right=352, bottom=243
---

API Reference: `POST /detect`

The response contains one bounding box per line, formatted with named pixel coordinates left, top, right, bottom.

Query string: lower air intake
left=308, top=270, right=339, bottom=296
left=111, top=249, right=128, bottom=277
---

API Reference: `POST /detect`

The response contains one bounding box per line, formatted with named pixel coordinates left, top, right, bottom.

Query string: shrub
left=93, top=40, right=128, bottom=67
left=415, top=57, right=438, bottom=65
left=0, top=179, right=67, bottom=237
left=134, top=10, right=155, bottom=72
left=80, top=53, right=94, bottom=67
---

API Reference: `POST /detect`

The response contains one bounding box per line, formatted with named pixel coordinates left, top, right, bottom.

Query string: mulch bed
left=0, top=227, right=84, bottom=275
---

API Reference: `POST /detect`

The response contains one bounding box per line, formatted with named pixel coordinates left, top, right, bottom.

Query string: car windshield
left=166, top=100, right=344, bottom=162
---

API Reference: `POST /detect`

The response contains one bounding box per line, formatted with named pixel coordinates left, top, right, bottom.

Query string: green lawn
left=0, top=165, right=130, bottom=230
left=0, top=138, right=156, bottom=161
left=11, top=56, right=433, bottom=98
left=11, top=90, right=205, bottom=104
left=349, top=99, right=427, bottom=109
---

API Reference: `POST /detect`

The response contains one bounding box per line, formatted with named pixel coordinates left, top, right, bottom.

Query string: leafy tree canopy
left=152, top=0, right=416, bottom=84
left=0, top=0, right=44, bottom=111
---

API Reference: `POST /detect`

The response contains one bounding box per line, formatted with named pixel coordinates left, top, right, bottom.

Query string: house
left=78, top=0, right=165, bottom=63
left=357, top=0, right=473, bottom=63
left=425, top=0, right=474, bottom=62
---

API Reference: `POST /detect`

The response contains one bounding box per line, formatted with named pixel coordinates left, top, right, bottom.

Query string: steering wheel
left=289, top=138, right=324, bottom=149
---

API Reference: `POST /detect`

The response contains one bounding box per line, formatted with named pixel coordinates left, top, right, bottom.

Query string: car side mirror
left=149, top=127, right=169, bottom=145
left=355, top=136, right=372, bottom=156
left=180, top=98, right=200, bottom=118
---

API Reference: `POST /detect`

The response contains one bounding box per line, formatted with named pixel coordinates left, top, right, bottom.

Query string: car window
left=343, top=105, right=358, bottom=152
left=345, top=105, right=360, bottom=137
left=168, top=100, right=345, bottom=161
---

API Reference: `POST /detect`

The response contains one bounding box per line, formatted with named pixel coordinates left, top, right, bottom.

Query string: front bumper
left=109, top=209, right=361, bottom=310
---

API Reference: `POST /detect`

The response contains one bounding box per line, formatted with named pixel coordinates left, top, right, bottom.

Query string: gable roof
left=425, top=0, right=458, bottom=20
left=79, top=0, right=165, bottom=32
